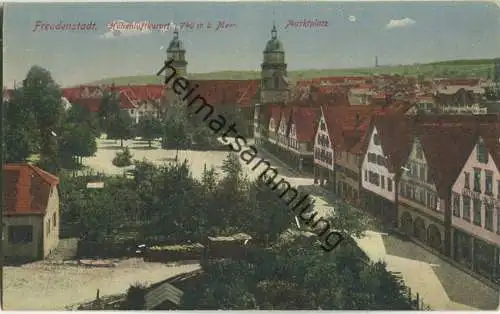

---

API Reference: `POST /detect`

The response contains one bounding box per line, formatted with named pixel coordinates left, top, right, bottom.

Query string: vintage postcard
left=2, top=1, right=500, bottom=310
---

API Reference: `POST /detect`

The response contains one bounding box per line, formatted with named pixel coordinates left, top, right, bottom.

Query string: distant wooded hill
left=81, top=58, right=497, bottom=86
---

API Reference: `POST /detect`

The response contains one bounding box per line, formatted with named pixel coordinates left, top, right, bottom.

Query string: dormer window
left=476, top=138, right=488, bottom=164
left=415, top=141, right=423, bottom=159
left=320, top=120, right=326, bottom=131
left=373, top=134, right=381, bottom=146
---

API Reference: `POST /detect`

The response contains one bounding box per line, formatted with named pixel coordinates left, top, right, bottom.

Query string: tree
left=137, top=115, right=163, bottom=147
left=19, top=66, right=65, bottom=171
left=122, top=283, right=147, bottom=310
left=65, top=102, right=101, bottom=137
left=59, top=122, right=97, bottom=167
left=181, top=236, right=413, bottom=310
left=3, top=89, right=39, bottom=163
left=106, top=111, right=134, bottom=147
left=98, top=89, right=121, bottom=124
left=162, top=101, right=191, bottom=149
left=242, top=179, right=293, bottom=244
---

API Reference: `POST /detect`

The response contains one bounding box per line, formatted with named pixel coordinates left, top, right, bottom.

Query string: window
left=368, top=171, right=380, bottom=186
left=485, top=171, right=493, bottom=195
left=430, top=194, right=437, bottom=211
left=411, top=164, right=418, bottom=178
left=473, top=198, right=482, bottom=226
left=377, top=155, right=385, bottom=166
left=46, top=220, right=50, bottom=236
left=476, top=139, right=489, bottom=164
left=416, top=143, right=423, bottom=159
left=364, top=170, right=368, bottom=181
left=452, top=193, right=461, bottom=217
left=368, top=153, right=376, bottom=163
left=419, top=188, right=426, bottom=204
left=373, top=134, right=381, bottom=145
left=8, top=225, right=33, bottom=244
left=464, top=172, right=470, bottom=189
left=320, top=120, right=326, bottom=131
left=463, top=196, right=471, bottom=221
left=387, top=178, right=393, bottom=192
left=427, top=168, right=433, bottom=184
left=485, top=203, right=493, bottom=231
left=381, top=176, right=385, bottom=189
left=473, top=168, right=481, bottom=193
left=419, top=165, right=426, bottom=182
left=53, top=212, right=57, bottom=227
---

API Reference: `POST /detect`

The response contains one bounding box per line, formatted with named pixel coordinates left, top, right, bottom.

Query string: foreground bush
left=112, top=147, right=133, bottom=167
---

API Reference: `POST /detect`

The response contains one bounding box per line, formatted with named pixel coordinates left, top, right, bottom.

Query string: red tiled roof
left=322, top=105, right=374, bottom=153
left=291, top=107, right=320, bottom=142
left=372, top=112, right=414, bottom=176
left=4, top=164, right=59, bottom=216
left=63, top=85, right=168, bottom=112
left=188, top=80, right=260, bottom=108
left=416, top=122, right=477, bottom=199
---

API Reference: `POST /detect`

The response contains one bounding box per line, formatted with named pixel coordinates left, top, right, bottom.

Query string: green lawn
left=80, top=58, right=497, bottom=86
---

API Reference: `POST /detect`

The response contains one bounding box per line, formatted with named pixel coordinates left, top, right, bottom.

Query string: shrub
left=112, top=147, right=133, bottom=167
left=122, top=282, right=147, bottom=310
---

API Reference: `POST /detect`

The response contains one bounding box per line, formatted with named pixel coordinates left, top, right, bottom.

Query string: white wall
left=268, top=117, right=277, bottom=144
left=289, top=123, right=298, bottom=151
left=451, top=137, right=500, bottom=246
left=277, top=114, right=288, bottom=147
left=361, top=126, right=396, bottom=202
left=313, top=111, right=334, bottom=170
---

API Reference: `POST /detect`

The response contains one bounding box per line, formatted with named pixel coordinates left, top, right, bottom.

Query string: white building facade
left=451, top=136, right=500, bottom=283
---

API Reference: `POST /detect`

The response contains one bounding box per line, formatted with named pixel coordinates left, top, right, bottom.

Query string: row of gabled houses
left=254, top=102, right=500, bottom=285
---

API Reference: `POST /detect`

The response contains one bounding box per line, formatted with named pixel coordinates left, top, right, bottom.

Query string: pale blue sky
left=4, top=1, right=500, bottom=87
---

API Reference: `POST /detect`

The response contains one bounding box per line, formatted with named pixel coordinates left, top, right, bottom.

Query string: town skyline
left=4, top=1, right=500, bottom=87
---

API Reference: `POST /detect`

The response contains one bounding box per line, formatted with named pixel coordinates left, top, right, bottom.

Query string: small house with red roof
left=450, top=118, right=500, bottom=283
left=3, top=164, right=60, bottom=261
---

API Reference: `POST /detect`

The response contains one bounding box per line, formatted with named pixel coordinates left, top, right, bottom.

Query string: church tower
left=166, top=29, right=187, bottom=77
left=260, top=22, right=289, bottom=105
